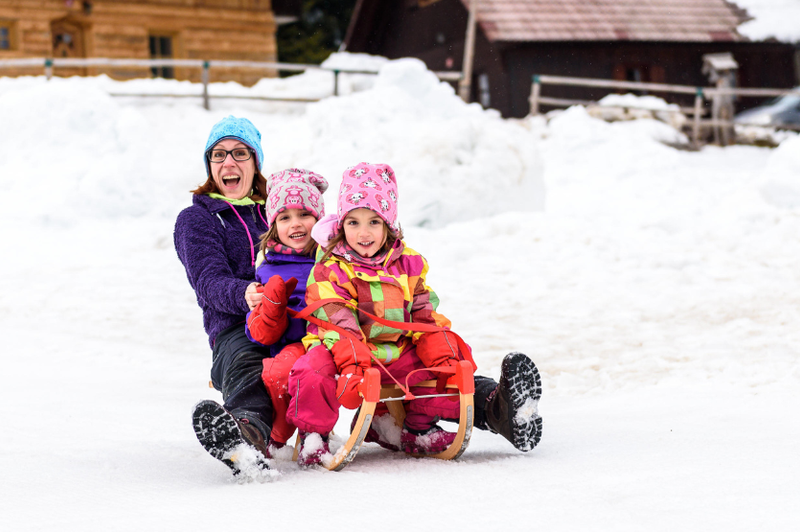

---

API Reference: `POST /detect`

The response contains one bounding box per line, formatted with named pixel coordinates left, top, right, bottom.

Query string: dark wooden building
left=0, top=0, right=301, bottom=84
left=343, top=0, right=799, bottom=117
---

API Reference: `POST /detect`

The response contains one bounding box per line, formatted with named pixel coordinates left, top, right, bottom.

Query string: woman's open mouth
left=222, top=175, right=241, bottom=188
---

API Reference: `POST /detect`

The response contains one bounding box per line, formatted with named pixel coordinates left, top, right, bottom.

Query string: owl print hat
left=264, top=168, right=328, bottom=226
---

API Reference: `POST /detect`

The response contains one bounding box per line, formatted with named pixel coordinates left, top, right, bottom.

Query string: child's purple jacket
left=174, top=194, right=268, bottom=347
left=245, top=251, right=315, bottom=357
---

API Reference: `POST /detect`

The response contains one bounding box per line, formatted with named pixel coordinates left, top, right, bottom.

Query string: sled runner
left=289, top=300, right=476, bottom=471
left=311, top=360, right=475, bottom=471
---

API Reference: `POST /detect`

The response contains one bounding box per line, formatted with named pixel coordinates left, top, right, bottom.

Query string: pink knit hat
left=337, top=162, right=400, bottom=234
left=265, top=168, right=329, bottom=226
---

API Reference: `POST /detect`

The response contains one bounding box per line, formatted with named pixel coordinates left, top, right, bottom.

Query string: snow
left=2, top=54, right=800, bottom=530
left=734, top=0, right=800, bottom=42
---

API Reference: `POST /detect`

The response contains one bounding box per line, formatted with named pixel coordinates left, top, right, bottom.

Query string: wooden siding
left=345, top=0, right=798, bottom=118
left=0, top=0, right=277, bottom=85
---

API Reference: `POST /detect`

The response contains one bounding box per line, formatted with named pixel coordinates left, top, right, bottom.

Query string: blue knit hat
left=204, top=116, right=264, bottom=177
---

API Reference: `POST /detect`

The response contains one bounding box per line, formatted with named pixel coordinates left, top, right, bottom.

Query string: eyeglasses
left=206, top=147, right=253, bottom=163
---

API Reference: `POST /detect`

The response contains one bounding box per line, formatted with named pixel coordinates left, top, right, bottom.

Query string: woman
left=174, top=115, right=276, bottom=473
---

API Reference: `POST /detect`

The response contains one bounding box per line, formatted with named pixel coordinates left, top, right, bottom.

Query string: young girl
left=289, top=163, right=545, bottom=466
left=243, top=168, right=329, bottom=456
left=286, top=162, right=479, bottom=465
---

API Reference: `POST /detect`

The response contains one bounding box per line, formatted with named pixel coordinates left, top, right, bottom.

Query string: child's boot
left=400, top=413, right=456, bottom=454
left=400, top=424, right=456, bottom=454
left=484, top=352, right=543, bottom=452
left=297, top=431, right=332, bottom=468
left=265, top=436, right=287, bottom=460
left=192, top=399, right=272, bottom=474
left=351, top=406, right=402, bottom=451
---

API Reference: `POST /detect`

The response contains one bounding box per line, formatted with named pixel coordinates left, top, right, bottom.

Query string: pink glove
left=311, top=213, right=339, bottom=248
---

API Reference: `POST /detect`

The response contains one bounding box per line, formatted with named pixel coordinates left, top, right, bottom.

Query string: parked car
left=734, top=88, right=800, bottom=128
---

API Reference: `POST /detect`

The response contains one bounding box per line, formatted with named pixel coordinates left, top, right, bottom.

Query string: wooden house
left=0, top=0, right=300, bottom=85
left=343, top=0, right=799, bottom=118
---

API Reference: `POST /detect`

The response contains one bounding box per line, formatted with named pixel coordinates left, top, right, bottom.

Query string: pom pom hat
left=204, top=115, right=264, bottom=177
left=337, top=162, right=400, bottom=234
left=265, top=168, right=329, bottom=226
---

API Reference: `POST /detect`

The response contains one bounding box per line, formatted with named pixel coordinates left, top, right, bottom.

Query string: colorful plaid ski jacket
left=302, top=240, right=451, bottom=367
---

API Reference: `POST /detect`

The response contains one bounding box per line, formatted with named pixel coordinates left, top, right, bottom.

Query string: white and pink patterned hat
left=265, top=168, right=328, bottom=226
left=337, top=162, right=400, bottom=234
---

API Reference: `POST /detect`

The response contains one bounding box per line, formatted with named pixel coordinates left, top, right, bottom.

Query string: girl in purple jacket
left=242, top=168, right=329, bottom=456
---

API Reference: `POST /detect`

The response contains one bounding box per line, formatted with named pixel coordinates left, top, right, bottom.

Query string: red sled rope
left=289, top=298, right=476, bottom=399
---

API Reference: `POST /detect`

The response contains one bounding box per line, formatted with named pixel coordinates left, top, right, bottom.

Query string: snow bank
left=301, top=58, right=544, bottom=227
left=0, top=56, right=544, bottom=229
left=758, top=135, right=800, bottom=208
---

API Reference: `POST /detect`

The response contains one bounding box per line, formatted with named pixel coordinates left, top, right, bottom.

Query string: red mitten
left=415, top=331, right=460, bottom=368
left=246, top=275, right=298, bottom=345
left=335, top=365, right=364, bottom=409
left=330, top=336, right=373, bottom=373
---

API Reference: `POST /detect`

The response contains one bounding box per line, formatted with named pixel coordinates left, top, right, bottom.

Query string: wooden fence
left=0, top=57, right=462, bottom=110
left=529, top=74, right=800, bottom=145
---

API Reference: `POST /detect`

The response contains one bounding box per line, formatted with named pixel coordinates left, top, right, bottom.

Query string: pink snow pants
left=286, top=344, right=461, bottom=434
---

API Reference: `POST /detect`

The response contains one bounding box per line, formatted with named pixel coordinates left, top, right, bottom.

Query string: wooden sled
left=294, top=360, right=475, bottom=471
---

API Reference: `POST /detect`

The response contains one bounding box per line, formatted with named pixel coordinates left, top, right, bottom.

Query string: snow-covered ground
left=1, top=54, right=799, bottom=531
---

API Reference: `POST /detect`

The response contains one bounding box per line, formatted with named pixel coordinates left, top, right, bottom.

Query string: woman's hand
left=245, top=282, right=263, bottom=310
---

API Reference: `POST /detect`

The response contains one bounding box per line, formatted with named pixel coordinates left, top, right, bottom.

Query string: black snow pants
left=210, top=323, right=274, bottom=436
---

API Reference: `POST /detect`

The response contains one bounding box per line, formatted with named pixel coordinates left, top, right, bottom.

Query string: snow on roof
left=732, top=0, right=800, bottom=42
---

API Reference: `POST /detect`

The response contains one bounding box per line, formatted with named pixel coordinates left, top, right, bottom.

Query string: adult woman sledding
left=173, top=116, right=281, bottom=475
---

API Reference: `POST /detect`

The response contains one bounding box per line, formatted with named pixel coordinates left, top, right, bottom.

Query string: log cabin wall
left=0, top=0, right=278, bottom=85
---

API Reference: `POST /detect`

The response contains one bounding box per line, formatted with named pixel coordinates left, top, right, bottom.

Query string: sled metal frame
left=294, top=360, right=475, bottom=471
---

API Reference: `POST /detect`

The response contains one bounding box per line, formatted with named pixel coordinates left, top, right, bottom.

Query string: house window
left=613, top=63, right=665, bottom=95
left=1, top=21, right=15, bottom=50
left=149, top=34, right=174, bottom=79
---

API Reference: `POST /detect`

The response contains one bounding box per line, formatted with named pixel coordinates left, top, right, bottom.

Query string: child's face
left=343, top=208, right=388, bottom=258
left=275, top=208, right=317, bottom=250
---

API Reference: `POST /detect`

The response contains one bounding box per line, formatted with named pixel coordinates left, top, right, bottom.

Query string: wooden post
left=529, top=75, right=541, bottom=115
left=692, top=87, right=703, bottom=148
left=333, top=69, right=340, bottom=96
left=458, top=0, right=478, bottom=102
left=202, top=61, right=210, bottom=111
left=45, top=58, right=53, bottom=80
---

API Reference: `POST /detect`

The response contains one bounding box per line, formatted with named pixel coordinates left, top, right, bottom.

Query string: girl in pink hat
left=286, top=162, right=543, bottom=466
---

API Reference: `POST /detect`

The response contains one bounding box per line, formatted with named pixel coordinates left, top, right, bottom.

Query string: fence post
left=45, top=58, right=53, bottom=80
left=333, top=69, right=340, bottom=96
left=202, top=61, right=210, bottom=111
left=692, top=87, right=703, bottom=148
left=529, top=75, right=541, bottom=115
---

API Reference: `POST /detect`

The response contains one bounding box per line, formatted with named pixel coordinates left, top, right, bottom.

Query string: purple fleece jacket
left=174, top=194, right=268, bottom=347
left=244, top=251, right=316, bottom=357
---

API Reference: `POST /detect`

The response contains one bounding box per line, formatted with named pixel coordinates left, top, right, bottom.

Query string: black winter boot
left=192, top=400, right=272, bottom=474
left=485, top=353, right=543, bottom=452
